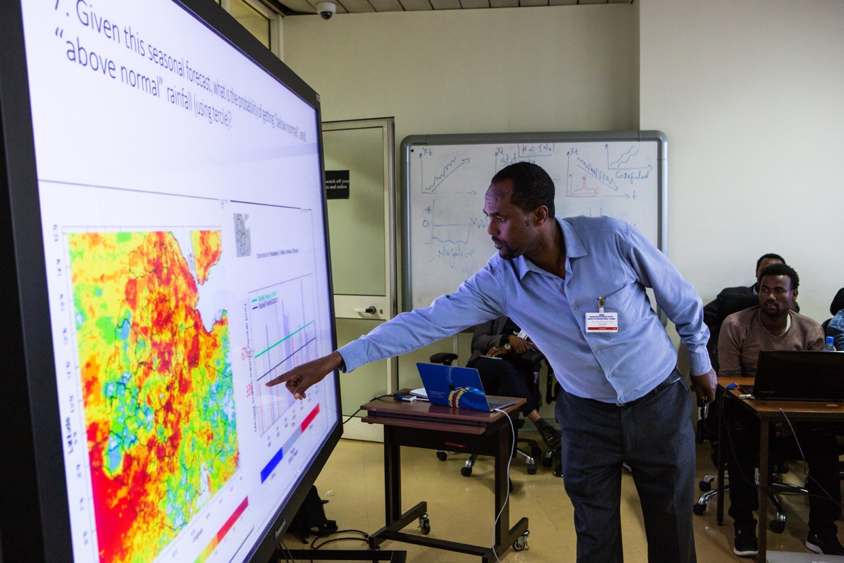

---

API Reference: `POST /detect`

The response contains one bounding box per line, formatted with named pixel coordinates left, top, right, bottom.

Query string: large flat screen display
left=0, top=1, right=340, bottom=561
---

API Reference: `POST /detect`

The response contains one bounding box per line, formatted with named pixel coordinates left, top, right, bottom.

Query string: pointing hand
left=266, top=351, right=344, bottom=400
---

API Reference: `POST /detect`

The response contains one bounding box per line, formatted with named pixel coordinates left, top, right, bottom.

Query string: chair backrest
left=429, top=352, right=458, bottom=366
left=719, top=293, right=759, bottom=321
left=516, top=350, right=546, bottom=401
left=707, top=293, right=759, bottom=372
left=831, top=287, right=844, bottom=317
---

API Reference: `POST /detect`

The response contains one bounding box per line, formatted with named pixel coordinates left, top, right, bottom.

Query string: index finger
left=286, top=380, right=307, bottom=400
left=266, top=371, right=294, bottom=387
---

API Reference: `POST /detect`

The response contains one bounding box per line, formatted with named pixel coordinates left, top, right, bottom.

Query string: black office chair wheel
left=513, top=531, right=529, bottom=551
left=769, top=519, right=785, bottom=534
left=461, top=466, right=472, bottom=477
left=419, top=515, right=431, bottom=535
left=527, top=462, right=537, bottom=475
left=542, top=456, right=553, bottom=468
left=699, top=480, right=711, bottom=492
left=693, top=502, right=707, bottom=516
left=436, top=451, right=448, bottom=461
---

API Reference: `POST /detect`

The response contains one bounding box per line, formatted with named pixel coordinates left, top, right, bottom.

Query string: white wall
left=283, top=5, right=639, bottom=144
left=640, top=0, right=844, bottom=322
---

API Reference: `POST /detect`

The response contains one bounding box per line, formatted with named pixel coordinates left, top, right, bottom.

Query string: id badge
left=586, top=297, right=618, bottom=332
left=585, top=312, right=618, bottom=332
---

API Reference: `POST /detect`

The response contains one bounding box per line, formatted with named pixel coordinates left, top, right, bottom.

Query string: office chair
left=429, top=352, right=544, bottom=477
left=512, top=349, right=556, bottom=475
left=532, top=353, right=562, bottom=477
left=694, top=468, right=806, bottom=533
left=693, top=389, right=808, bottom=534
left=697, top=293, right=760, bottom=449
left=826, top=289, right=844, bottom=480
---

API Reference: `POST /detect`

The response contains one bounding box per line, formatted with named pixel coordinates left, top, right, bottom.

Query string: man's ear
left=792, top=288, right=798, bottom=301
left=532, top=206, right=549, bottom=225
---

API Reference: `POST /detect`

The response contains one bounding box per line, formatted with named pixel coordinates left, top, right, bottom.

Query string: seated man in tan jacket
left=719, top=263, right=841, bottom=557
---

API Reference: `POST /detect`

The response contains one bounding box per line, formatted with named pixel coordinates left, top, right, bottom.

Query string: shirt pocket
left=599, top=282, right=644, bottom=331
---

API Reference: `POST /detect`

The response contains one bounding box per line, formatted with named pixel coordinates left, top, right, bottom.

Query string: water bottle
left=824, top=336, right=837, bottom=352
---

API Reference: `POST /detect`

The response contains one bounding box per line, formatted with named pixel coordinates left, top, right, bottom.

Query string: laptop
left=741, top=350, right=844, bottom=402
left=416, top=363, right=517, bottom=412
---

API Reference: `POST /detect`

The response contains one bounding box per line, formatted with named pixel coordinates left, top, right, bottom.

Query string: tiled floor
left=282, top=435, right=840, bottom=562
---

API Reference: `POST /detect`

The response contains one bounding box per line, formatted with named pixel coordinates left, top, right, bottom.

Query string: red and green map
left=67, top=230, right=237, bottom=563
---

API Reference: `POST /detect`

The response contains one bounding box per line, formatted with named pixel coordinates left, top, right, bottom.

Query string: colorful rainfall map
left=67, top=230, right=237, bottom=563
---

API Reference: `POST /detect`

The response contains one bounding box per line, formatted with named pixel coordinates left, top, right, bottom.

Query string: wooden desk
left=715, top=376, right=844, bottom=561
left=360, top=395, right=529, bottom=562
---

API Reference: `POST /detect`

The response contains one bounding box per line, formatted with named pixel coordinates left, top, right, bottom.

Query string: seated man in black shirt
left=468, top=316, right=560, bottom=449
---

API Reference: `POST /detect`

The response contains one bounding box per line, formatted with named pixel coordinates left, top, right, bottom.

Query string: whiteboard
left=401, top=131, right=668, bottom=311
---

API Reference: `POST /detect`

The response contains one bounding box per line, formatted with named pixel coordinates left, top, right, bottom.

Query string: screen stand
left=277, top=548, right=406, bottom=562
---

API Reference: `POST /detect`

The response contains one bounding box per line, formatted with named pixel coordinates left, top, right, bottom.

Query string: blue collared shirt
left=828, top=311, right=844, bottom=351
left=339, top=216, right=711, bottom=404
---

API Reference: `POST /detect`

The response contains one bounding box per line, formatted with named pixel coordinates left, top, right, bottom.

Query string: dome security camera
left=316, top=2, right=336, bottom=19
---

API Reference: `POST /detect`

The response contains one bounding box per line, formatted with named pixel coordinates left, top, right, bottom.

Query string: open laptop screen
left=753, top=351, right=844, bottom=402
left=417, top=363, right=516, bottom=412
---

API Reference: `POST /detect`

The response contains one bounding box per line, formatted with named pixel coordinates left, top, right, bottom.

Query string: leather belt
left=581, top=370, right=682, bottom=409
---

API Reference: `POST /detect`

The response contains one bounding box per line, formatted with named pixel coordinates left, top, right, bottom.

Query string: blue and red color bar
left=260, top=404, right=320, bottom=483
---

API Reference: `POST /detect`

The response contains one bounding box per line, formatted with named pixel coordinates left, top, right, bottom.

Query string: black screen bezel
left=0, top=1, right=342, bottom=561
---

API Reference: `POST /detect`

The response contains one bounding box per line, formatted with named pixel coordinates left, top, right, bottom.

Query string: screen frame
left=0, top=1, right=342, bottom=561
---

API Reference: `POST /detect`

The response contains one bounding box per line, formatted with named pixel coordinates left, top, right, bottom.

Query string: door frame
left=323, top=117, right=397, bottom=440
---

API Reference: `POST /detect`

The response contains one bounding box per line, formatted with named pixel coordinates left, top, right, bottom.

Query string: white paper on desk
left=409, top=388, right=428, bottom=400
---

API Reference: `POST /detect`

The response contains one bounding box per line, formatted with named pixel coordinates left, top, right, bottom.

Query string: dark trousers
left=467, top=355, right=538, bottom=417
left=724, top=400, right=841, bottom=533
left=556, top=372, right=697, bottom=563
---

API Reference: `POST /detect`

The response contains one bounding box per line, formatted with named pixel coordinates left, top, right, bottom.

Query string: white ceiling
left=277, top=0, right=631, bottom=16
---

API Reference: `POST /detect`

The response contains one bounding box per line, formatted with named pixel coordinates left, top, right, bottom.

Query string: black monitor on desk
left=753, top=351, right=844, bottom=402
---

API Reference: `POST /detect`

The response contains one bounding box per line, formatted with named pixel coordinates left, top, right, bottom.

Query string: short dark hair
left=759, top=263, right=799, bottom=291
left=756, top=253, right=786, bottom=271
left=831, top=288, right=844, bottom=316
left=491, top=162, right=555, bottom=218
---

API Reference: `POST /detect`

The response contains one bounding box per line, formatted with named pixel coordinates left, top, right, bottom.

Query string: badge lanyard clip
left=598, top=297, right=605, bottom=314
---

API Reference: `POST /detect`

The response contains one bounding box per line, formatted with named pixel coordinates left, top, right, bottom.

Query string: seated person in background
left=468, top=316, right=561, bottom=449
left=704, top=253, right=799, bottom=371
left=719, top=263, right=842, bottom=557
left=827, top=288, right=844, bottom=351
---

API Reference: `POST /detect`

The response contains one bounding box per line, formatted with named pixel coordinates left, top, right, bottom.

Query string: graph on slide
left=248, top=275, right=318, bottom=435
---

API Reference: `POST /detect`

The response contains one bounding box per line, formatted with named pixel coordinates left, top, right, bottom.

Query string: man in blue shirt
left=269, top=162, right=716, bottom=563
left=828, top=288, right=844, bottom=350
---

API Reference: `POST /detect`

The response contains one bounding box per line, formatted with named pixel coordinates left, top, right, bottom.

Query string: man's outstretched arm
left=265, top=264, right=506, bottom=399
left=266, top=351, right=345, bottom=399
